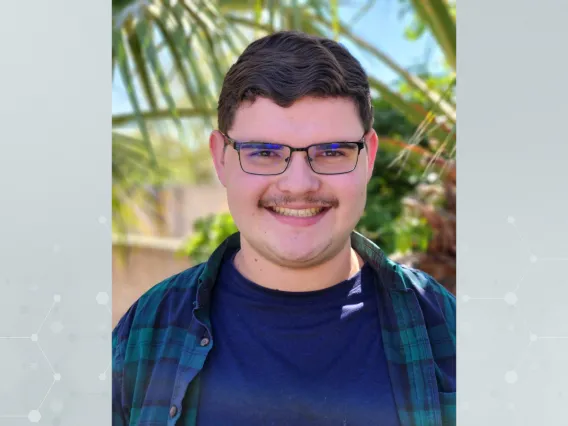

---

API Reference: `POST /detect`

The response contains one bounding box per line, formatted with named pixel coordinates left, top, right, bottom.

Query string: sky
left=342, top=1, right=444, bottom=78
left=112, top=0, right=444, bottom=115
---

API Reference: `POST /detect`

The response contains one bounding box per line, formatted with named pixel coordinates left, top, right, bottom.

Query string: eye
left=252, top=150, right=278, bottom=157
left=321, top=150, right=345, bottom=157
left=240, top=142, right=285, bottom=158
left=312, top=142, right=355, bottom=158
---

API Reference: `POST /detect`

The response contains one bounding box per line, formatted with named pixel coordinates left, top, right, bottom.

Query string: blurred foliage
left=399, top=0, right=456, bottom=44
left=356, top=99, right=430, bottom=255
left=112, top=131, right=215, bottom=235
left=177, top=212, right=238, bottom=263
left=399, top=73, right=455, bottom=106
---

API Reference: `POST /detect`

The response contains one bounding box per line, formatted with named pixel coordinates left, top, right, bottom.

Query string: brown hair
left=217, top=30, right=373, bottom=134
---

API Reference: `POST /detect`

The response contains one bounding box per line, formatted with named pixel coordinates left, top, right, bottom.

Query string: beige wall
left=112, top=243, right=192, bottom=327
left=129, top=184, right=229, bottom=238
left=113, top=183, right=229, bottom=327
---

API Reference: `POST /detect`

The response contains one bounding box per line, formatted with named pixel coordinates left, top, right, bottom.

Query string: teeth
left=272, top=207, right=323, bottom=217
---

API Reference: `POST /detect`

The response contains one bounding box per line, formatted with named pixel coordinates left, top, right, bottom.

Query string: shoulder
left=397, top=264, right=456, bottom=305
left=396, top=265, right=456, bottom=391
left=112, top=262, right=206, bottom=356
left=397, top=264, right=456, bottom=324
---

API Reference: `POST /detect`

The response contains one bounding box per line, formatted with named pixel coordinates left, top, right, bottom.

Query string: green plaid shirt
left=113, top=232, right=456, bottom=425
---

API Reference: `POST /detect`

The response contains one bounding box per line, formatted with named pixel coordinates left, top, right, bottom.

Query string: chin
left=267, top=239, right=333, bottom=266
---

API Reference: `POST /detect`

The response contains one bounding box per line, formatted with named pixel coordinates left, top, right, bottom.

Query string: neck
left=233, top=236, right=364, bottom=292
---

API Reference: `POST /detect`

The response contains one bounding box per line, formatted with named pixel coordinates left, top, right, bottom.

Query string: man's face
left=210, top=96, right=378, bottom=268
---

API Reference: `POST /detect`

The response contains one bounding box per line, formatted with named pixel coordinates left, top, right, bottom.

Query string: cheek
left=332, top=174, right=367, bottom=203
left=332, top=176, right=368, bottom=221
left=225, top=173, right=266, bottom=215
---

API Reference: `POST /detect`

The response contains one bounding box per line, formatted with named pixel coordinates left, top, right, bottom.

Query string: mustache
left=258, top=195, right=339, bottom=208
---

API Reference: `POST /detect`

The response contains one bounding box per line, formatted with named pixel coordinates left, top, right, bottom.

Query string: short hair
left=217, top=30, right=373, bottom=134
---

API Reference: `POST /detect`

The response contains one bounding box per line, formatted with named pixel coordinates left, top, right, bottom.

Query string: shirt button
left=169, top=405, right=178, bottom=417
left=200, top=337, right=210, bottom=347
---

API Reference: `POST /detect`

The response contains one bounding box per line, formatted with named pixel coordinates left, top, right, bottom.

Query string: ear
left=210, top=130, right=228, bottom=187
left=364, top=129, right=379, bottom=182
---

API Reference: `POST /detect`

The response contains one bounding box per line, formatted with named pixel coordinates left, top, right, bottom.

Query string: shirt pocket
left=439, top=391, right=456, bottom=426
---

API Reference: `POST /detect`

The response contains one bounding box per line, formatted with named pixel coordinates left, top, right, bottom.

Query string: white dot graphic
left=98, top=216, right=107, bottom=224
left=96, top=292, right=109, bottom=305
left=54, top=294, right=61, bottom=303
left=99, top=373, right=106, bottom=381
left=507, top=216, right=515, bottom=224
left=28, top=410, right=41, bottom=422
left=505, top=370, right=518, bottom=384
left=462, top=295, right=471, bottom=303
left=30, top=334, right=38, bottom=342
left=530, top=333, right=538, bottom=342
left=530, top=255, right=538, bottom=263
left=54, top=373, right=61, bottom=381
left=504, top=292, right=518, bottom=306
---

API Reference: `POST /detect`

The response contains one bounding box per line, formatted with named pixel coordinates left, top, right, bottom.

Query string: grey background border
left=0, top=1, right=111, bottom=425
left=458, top=0, right=568, bottom=424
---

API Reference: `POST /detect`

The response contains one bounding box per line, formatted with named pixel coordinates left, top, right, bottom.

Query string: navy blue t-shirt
left=196, top=252, right=400, bottom=426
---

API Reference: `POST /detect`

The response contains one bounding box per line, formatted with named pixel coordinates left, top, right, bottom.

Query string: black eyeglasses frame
left=219, top=131, right=367, bottom=176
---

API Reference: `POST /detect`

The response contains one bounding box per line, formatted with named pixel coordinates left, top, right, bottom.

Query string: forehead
left=230, top=96, right=363, bottom=144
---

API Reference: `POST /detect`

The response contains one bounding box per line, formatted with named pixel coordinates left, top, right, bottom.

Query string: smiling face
left=210, top=96, right=378, bottom=269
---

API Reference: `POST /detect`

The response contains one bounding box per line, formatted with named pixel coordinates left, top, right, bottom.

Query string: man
left=113, top=31, right=456, bottom=426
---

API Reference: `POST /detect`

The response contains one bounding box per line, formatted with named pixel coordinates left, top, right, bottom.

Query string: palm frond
left=112, top=131, right=167, bottom=235
left=409, top=0, right=456, bottom=71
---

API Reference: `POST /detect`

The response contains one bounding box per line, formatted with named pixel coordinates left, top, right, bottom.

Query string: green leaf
left=112, top=107, right=216, bottom=127
left=152, top=4, right=200, bottom=111
left=136, top=13, right=184, bottom=139
left=112, top=25, right=156, bottom=166
left=330, top=0, right=339, bottom=40
left=368, top=76, right=454, bottom=148
left=409, top=0, right=456, bottom=70
left=181, top=2, right=225, bottom=90
left=125, top=18, right=158, bottom=111
left=166, top=1, right=217, bottom=131
left=340, top=25, right=456, bottom=123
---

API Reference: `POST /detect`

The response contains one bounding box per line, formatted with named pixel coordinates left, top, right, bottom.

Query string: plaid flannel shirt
left=112, top=231, right=456, bottom=425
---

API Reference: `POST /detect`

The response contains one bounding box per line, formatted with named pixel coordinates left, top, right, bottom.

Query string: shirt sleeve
left=401, top=266, right=456, bottom=391
left=112, top=304, right=138, bottom=425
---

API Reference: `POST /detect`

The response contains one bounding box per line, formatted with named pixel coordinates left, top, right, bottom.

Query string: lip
left=264, top=204, right=329, bottom=210
left=264, top=206, right=330, bottom=227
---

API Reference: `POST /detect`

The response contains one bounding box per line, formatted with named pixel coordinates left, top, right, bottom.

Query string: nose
left=275, top=151, right=321, bottom=194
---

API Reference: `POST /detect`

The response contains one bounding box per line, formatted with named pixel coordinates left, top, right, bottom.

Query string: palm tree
left=111, top=0, right=456, bottom=291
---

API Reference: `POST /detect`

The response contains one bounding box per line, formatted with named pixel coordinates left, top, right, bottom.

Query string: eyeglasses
left=220, top=132, right=366, bottom=176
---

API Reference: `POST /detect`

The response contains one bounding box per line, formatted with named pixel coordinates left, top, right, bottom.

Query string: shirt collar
left=196, top=231, right=408, bottom=310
